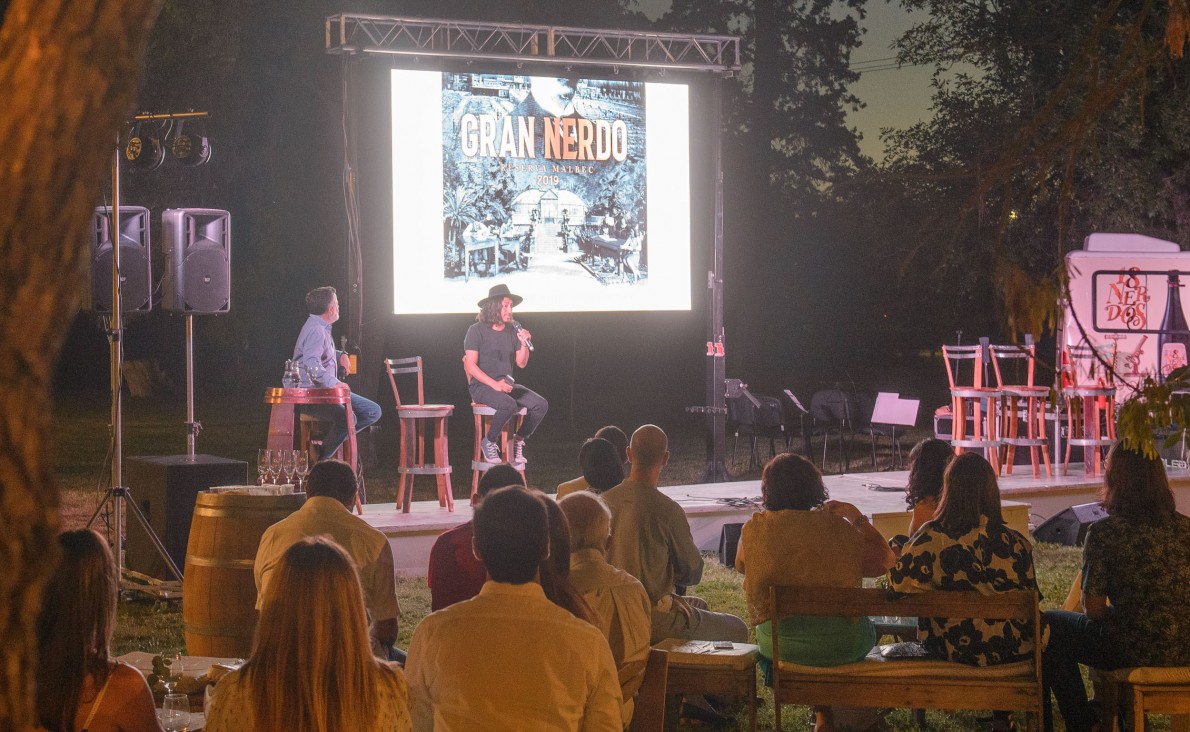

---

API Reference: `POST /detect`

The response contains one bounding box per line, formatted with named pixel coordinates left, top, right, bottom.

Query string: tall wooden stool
left=471, top=402, right=526, bottom=503
left=385, top=357, right=454, bottom=513
left=990, top=339, right=1053, bottom=478
left=1061, top=343, right=1117, bottom=476
left=942, top=341, right=1002, bottom=472
left=263, top=386, right=362, bottom=513
left=653, top=638, right=760, bottom=732
left=1093, top=666, right=1190, bottom=732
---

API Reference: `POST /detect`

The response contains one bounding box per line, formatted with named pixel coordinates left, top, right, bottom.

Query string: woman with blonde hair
left=36, top=530, right=161, bottom=732
left=205, top=538, right=411, bottom=732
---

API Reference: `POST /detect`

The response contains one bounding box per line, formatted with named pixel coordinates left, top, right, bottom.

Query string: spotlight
left=170, top=120, right=212, bottom=166
left=125, top=121, right=164, bottom=170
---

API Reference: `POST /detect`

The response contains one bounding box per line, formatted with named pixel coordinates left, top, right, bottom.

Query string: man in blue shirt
left=292, top=286, right=381, bottom=460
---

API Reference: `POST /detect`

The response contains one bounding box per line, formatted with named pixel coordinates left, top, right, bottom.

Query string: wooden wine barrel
left=182, top=491, right=304, bottom=657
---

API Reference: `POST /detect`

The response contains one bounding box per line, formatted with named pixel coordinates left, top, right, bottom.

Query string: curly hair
left=905, top=439, right=954, bottom=509
left=761, top=453, right=828, bottom=511
left=476, top=298, right=504, bottom=325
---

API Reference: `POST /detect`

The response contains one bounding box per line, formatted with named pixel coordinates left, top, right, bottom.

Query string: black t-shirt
left=464, top=322, right=519, bottom=382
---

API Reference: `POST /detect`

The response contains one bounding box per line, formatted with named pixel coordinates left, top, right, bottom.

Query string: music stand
left=869, top=392, right=920, bottom=470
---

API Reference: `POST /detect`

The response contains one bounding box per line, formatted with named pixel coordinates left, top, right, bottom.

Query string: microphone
left=512, top=320, right=534, bottom=351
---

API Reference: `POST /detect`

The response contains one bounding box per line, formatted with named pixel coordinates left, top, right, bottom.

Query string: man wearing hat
left=464, top=284, right=548, bottom=465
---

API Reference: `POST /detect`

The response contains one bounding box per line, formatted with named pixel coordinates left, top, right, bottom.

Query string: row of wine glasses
left=256, top=448, right=309, bottom=488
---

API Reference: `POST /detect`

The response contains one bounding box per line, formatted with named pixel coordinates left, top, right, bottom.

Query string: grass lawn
left=51, top=391, right=1163, bottom=731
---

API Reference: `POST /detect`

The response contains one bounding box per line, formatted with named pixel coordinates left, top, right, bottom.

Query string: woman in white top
left=35, top=530, right=161, bottom=732
left=205, top=537, right=411, bottom=732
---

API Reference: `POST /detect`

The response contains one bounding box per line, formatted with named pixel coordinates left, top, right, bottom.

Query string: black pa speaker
left=1032, top=502, right=1109, bottom=546
left=719, top=522, right=744, bottom=568
left=162, top=208, right=231, bottom=314
left=124, top=454, right=248, bottom=579
left=89, top=206, right=152, bottom=313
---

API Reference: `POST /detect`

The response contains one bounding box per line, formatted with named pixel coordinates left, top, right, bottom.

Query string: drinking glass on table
left=161, top=693, right=190, bottom=732
left=256, top=449, right=271, bottom=486
left=267, top=449, right=284, bottom=485
left=294, top=449, right=310, bottom=491
left=161, top=653, right=184, bottom=693
left=280, top=448, right=296, bottom=486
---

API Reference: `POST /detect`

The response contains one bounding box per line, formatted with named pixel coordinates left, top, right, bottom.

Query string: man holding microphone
left=464, top=284, right=548, bottom=466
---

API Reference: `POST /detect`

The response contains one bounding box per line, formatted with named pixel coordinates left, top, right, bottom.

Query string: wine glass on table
left=280, top=448, right=296, bottom=488
left=256, top=449, right=271, bottom=486
left=161, top=653, right=184, bottom=694
left=267, top=450, right=284, bottom=485
left=294, top=449, right=310, bottom=491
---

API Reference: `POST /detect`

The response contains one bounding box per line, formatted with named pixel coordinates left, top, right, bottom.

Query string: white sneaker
left=511, top=437, right=527, bottom=466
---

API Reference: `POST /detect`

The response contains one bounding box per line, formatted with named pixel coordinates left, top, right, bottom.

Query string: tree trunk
left=0, top=0, right=159, bottom=727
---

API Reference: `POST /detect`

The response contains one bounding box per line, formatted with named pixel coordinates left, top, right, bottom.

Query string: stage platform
left=364, top=465, right=1190, bottom=577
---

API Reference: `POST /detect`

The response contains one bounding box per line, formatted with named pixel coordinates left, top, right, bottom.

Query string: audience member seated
left=602, top=424, right=749, bottom=644
left=536, top=490, right=599, bottom=624
left=559, top=491, right=653, bottom=727
left=736, top=453, right=895, bottom=730
left=406, top=487, right=622, bottom=730
left=1042, top=444, right=1190, bottom=732
left=35, top=530, right=160, bottom=732
left=594, top=424, right=629, bottom=469
left=557, top=437, right=625, bottom=498
left=890, top=452, right=1037, bottom=732
left=427, top=463, right=525, bottom=611
left=891, top=438, right=953, bottom=552
left=254, top=459, right=401, bottom=658
left=207, top=538, right=411, bottom=731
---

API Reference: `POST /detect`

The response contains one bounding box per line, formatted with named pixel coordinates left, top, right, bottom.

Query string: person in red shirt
left=427, top=463, right=525, bottom=610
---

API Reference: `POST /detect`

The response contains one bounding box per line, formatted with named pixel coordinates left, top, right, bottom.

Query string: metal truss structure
left=325, top=14, right=741, bottom=74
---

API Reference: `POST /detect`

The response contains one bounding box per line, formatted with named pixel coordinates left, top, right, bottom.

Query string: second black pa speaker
left=1032, top=502, right=1108, bottom=546
left=163, top=208, right=231, bottom=314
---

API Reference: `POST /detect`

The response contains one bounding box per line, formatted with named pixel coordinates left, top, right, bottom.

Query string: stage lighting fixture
left=125, top=121, right=165, bottom=170
left=170, top=120, right=212, bottom=166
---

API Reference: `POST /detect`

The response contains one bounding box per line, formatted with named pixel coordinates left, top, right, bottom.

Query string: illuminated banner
left=391, top=70, right=691, bottom=314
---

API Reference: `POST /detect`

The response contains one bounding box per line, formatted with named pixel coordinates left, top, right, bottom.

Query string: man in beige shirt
left=406, top=487, right=622, bottom=731
left=602, top=424, right=748, bottom=644
left=254, top=460, right=399, bottom=653
left=559, top=491, right=652, bottom=727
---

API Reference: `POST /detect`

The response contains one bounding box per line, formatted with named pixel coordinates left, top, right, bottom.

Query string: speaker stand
left=87, top=142, right=179, bottom=594
left=185, top=314, right=201, bottom=459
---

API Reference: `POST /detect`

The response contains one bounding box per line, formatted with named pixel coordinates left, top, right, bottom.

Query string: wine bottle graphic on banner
left=1157, top=271, right=1190, bottom=381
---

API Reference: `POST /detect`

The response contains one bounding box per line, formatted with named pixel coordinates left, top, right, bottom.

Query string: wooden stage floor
left=363, top=465, right=1190, bottom=577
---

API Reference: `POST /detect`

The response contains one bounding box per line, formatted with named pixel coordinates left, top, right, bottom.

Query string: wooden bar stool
left=990, top=338, right=1052, bottom=478
left=942, top=340, right=1002, bottom=472
left=263, top=386, right=362, bottom=513
left=1061, top=342, right=1117, bottom=476
left=384, top=357, right=454, bottom=513
left=470, top=403, right=526, bottom=503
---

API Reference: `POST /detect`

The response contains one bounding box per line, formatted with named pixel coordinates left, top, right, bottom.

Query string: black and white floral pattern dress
left=889, top=516, right=1037, bottom=666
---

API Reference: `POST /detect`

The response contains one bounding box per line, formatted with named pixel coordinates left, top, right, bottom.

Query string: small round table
left=263, top=386, right=362, bottom=512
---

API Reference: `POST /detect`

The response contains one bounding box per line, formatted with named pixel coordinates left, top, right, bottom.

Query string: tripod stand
left=86, top=140, right=183, bottom=591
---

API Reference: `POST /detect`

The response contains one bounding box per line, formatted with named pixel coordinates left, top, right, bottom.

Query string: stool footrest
left=1067, top=438, right=1116, bottom=447
left=952, top=439, right=1000, bottom=448
left=1001, top=438, right=1047, bottom=447
left=398, top=466, right=453, bottom=475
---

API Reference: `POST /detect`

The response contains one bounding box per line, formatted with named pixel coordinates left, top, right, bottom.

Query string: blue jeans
left=1042, top=610, right=1121, bottom=732
left=303, top=392, right=382, bottom=461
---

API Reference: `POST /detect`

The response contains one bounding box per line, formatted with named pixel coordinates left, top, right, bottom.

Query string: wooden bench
left=1093, top=666, right=1190, bottom=732
left=769, top=586, right=1043, bottom=732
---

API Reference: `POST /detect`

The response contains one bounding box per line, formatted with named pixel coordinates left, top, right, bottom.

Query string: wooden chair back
left=384, top=356, right=425, bottom=408
left=942, top=341, right=991, bottom=390
left=989, top=340, right=1039, bottom=389
left=769, top=585, right=1042, bottom=731
left=1063, top=342, right=1117, bottom=389
left=627, top=648, right=669, bottom=732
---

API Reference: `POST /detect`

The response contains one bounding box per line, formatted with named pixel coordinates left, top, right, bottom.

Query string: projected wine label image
left=441, top=74, right=648, bottom=286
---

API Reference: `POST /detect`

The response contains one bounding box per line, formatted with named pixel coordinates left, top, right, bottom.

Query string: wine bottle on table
left=1157, top=271, right=1190, bottom=382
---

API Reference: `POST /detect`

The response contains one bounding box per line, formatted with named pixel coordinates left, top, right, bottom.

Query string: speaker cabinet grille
left=163, top=208, right=231, bottom=314
left=89, top=206, right=151, bottom=312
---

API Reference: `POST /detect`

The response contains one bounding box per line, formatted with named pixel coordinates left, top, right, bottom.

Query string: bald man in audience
left=558, top=492, right=652, bottom=728
left=407, top=487, right=622, bottom=731
left=601, top=424, right=748, bottom=643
